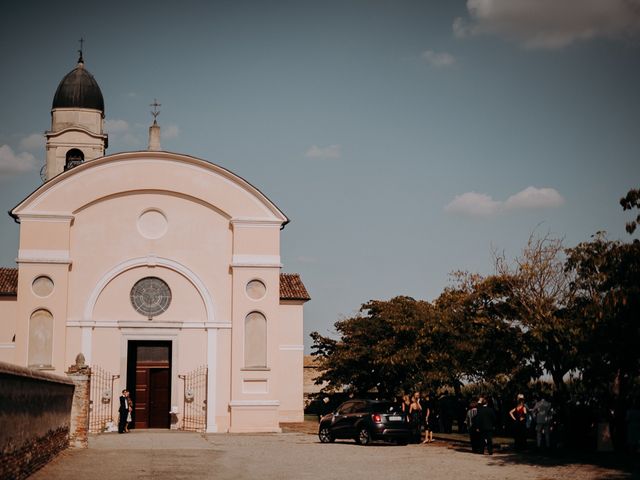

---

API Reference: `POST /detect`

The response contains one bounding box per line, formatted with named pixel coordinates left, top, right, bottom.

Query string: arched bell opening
left=64, top=148, right=85, bottom=170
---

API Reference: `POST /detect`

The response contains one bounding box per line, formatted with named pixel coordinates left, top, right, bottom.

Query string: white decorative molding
left=17, top=213, right=74, bottom=223
left=84, top=256, right=216, bottom=323
left=20, top=154, right=287, bottom=222
left=279, top=345, right=304, bottom=351
left=231, top=254, right=281, bottom=268
left=206, top=329, right=218, bottom=433
left=229, top=400, right=280, bottom=407
left=0, top=343, right=16, bottom=349
left=81, top=327, right=92, bottom=364
left=17, top=249, right=72, bottom=265
left=230, top=218, right=284, bottom=228
left=67, top=320, right=232, bottom=329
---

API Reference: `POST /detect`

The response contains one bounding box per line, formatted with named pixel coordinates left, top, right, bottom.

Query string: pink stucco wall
left=8, top=151, right=304, bottom=432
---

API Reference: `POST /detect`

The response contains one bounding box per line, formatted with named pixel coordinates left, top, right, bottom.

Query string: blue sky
left=1, top=1, right=639, bottom=350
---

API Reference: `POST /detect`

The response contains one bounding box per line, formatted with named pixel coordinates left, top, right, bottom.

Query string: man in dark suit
left=118, top=389, right=131, bottom=433
left=472, top=396, right=497, bottom=454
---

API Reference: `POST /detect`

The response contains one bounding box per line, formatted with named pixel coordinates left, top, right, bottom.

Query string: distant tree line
left=311, top=188, right=640, bottom=449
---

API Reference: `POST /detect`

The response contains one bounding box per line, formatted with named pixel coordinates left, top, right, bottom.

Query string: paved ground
left=30, top=430, right=638, bottom=480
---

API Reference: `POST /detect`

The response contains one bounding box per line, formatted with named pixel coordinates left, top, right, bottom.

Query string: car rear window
left=370, top=402, right=400, bottom=413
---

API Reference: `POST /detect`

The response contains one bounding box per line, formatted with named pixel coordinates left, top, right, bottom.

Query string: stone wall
left=0, top=361, right=75, bottom=480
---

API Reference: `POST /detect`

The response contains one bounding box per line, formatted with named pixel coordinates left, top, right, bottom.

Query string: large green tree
left=431, top=272, right=532, bottom=389
left=310, top=296, right=432, bottom=396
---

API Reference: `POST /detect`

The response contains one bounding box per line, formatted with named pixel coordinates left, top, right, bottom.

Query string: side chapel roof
left=0, top=267, right=18, bottom=296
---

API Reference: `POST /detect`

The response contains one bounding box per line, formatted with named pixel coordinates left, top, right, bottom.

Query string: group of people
left=399, top=392, right=436, bottom=444
left=466, top=393, right=554, bottom=453
left=508, top=394, right=554, bottom=450
left=397, top=391, right=555, bottom=454
left=118, top=389, right=134, bottom=434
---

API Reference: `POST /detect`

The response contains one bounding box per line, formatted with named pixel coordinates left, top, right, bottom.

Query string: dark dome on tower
left=52, top=58, right=104, bottom=112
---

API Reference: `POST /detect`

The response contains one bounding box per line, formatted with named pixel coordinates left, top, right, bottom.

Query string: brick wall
left=0, top=361, right=75, bottom=480
left=67, top=361, right=91, bottom=448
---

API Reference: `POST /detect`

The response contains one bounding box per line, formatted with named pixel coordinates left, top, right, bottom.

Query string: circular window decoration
left=32, top=276, right=54, bottom=297
left=130, top=277, right=172, bottom=318
left=137, top=209, right=168, bottom=239
left=246, top=279, right=266, bottom=300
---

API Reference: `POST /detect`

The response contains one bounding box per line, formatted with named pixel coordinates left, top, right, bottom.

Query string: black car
left=318, top=399, right=411, bottom=445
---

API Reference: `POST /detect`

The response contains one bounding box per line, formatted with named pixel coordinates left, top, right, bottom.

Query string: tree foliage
left=495, top=234, right=580, bottom=393
left=620, top=188, right=640, bottom=235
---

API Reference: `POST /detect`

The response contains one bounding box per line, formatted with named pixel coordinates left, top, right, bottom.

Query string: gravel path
left=29, top=430, right=637, bottom=480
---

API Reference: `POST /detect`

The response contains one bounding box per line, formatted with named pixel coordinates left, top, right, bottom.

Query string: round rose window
left=130, top=277, right=171, bottom=317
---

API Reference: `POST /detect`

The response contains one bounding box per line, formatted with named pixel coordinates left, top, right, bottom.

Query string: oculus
left=32, top=275, right=54, bottom=297
left=130, top=277, right=171, bottom=318
left=246, top=279, right=266, bottom=300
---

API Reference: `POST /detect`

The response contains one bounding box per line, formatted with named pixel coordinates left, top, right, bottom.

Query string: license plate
left=388, top=415, right=402, bottom=421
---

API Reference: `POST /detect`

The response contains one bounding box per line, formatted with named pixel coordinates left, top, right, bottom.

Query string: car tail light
left=371, top=414, right=382, bottom=423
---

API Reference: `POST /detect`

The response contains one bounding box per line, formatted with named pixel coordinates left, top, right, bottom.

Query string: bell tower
left=45, top=45, right=108, bottom=181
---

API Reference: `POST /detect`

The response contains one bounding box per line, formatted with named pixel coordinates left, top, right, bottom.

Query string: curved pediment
left=11, top=151, right=288, bottom=225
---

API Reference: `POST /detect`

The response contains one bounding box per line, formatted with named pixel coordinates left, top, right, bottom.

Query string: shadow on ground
left=447, top=444, right=639, bottom=479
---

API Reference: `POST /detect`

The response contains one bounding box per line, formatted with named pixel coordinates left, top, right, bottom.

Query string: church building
left=0, top=53, right=310, bottom=433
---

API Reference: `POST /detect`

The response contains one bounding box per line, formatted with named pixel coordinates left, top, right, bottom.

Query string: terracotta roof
left=0, top=267, right=18, bottom=296
left=0, top=267, right=310, bottom=301
left=280, top=273, right=311, bottom=302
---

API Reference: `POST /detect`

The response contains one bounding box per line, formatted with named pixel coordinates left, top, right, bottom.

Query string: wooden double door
left=127, top=341, right=171, bottom=429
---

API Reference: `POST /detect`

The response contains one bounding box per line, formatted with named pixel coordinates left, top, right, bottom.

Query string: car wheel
left=319, top=426, right=334, bottom=443
left=396, top=438, right=408, bottom=446
left=356, top=428, right=371, bottom=445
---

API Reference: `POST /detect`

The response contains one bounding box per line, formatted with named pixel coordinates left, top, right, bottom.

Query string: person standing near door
left=125, top=392, right=133, bottom=433
left=119, top=389, right=131, bottom=433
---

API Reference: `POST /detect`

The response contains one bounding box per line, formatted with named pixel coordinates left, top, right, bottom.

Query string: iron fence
left=178, top=365, right=208, bottom=432
left=89, top=365, right=119, bottom=433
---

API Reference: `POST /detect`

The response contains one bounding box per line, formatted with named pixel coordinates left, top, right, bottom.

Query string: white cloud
left=422, top=50, right=456, bottom=68
left=104, top=119, right=130, bottom=134
left=504, top=186, right=565, bottom=210
left=445, top=191, right=501, bottom=216
left=163, top=124, right=180, bottom=140
left=305, top=144, right=341, bottom=159
left=445, top=186, right=564, bottom=216
left=0, top=145, right=38, bottom=176
left=454, top=0, right=640, bottom=49
left=19, top=133, right=44, bottom=151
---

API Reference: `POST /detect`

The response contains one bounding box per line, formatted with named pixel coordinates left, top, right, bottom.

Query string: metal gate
left=89, top=365, right=119, bottom=433
left=178, top=365, right=208, bottom=432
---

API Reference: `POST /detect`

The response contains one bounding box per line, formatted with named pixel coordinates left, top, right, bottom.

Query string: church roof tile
left=280, top=273, right=311, bottom=302
left=0, top=267, right=18, bottom=296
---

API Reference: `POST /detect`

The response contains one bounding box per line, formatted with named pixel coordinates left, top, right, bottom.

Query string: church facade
left=0, top=55, right=309, bottom=433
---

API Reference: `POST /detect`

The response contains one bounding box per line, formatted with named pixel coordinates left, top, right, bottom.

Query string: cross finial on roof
left=78, top=37, right=84, bottom=63
left=150, top=98, right=161, bottom=124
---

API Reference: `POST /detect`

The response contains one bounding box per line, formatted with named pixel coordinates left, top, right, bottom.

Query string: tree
left=432, top=272, right=533, bottom=390
left=620, top=188, right=640, bottom=235
left=495, top=234, right=580, bottom=395
left=310, top=296, right=432, bottom=396
left=565, top=233, right=640, bottom=448
left=310, top=277, right=530, bottom=398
